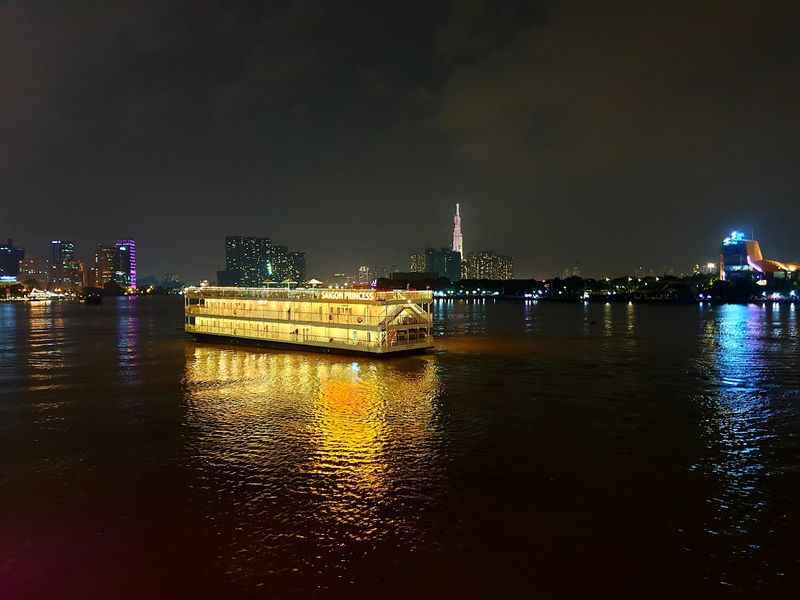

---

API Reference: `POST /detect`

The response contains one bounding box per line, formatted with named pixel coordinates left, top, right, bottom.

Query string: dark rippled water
left=1, top=298, right=799, bottom=598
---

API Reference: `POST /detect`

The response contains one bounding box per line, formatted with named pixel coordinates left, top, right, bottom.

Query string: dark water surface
left=1, top=298, right=799, bottom=598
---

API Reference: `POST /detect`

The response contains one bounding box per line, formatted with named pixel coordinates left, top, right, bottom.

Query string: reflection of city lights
left=183, top=345, right=442, bottom=534
left=697, top=303, right=782, bottom=544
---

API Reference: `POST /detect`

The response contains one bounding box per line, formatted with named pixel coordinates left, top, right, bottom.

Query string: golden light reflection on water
left=26, top=301, right=67, bottom=390
left=183, top=343, right=443, bottom=542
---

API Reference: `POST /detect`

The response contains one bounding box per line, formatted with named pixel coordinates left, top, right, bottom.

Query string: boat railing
left=186, top=304, right=431, bottom=328
left=185, top=286, right=433, bottom=304
left=187, top=321, right=430, bottom=350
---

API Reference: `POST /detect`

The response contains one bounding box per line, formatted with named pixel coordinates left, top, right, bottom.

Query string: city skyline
left=5, top=222, right=798, bottom=284
left=2, top=237, right=139, bottom=291
left=3, top=2, right=800, bottom=282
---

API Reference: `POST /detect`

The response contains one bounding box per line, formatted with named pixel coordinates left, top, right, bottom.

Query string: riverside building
left=19, top=256, right=48, bottom=288
left=184, top=286, right=434, bottom=354
left=94, top=245, right=117, bottom=287
left=0, top=239, right=24, bottom=280
left=462, top=250, right=513, bottom=280
left=408, top=248, right=461, bottom=281
left=114, top=240, right=137, bottom=289
left=217, top=236, right=306, bottom=286
left=49, top=239, right=75, bottom=288
left=720, top=231, right=799, bottom=282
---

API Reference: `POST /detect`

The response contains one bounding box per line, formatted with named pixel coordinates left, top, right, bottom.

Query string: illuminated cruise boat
left=184, top=286, right=434, bottom=354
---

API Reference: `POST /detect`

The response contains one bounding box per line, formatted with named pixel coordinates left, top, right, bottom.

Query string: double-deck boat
left=184, top=286, right=434, bottom=354
left=27, top=289, right=55, bottom=303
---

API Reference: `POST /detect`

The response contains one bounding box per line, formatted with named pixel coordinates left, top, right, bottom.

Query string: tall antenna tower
left=452, top=203, right=463, bottom=258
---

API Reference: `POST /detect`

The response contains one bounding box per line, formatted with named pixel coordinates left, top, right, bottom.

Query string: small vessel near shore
left=184, top=286, right=434, bottom=355
left=83, top=289, right=103, bottom=305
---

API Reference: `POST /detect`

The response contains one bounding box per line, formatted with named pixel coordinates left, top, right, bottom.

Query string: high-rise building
left=94, top=245, right=117, bottom=288
left=85, top=265, right=98, bottom=288
left=222, top=236, right=269, bottom=286
left=50, top=240, right=75, bottom=267
left=409, top=248, right=461, bottom=280
left=452, top=203, right=463, bottom=258
left=270, top=245, right=291, bottom=282
left=0, top=239, right=25, bottom=280
left=218, top=236, right=305, bottom=286
left=409, top=253, right=426, bottom=273
left=443, top=249, right=462, bottom=281
left=288, top=251, right=306, bottom=282
left=114, top=239, right=137, bottom=289
left=462, top=251, right=513, bottom=280
left=62, top=259, right=87, bottom=290
left=20, top=256, right=48, bottom=288
left=49, top=240, right=75, bottom=286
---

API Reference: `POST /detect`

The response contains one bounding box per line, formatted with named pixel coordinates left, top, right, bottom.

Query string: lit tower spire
left=452, top=203, right=463, bottom=257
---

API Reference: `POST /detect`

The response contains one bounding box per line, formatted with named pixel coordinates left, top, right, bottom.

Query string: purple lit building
left=114, top=239, right=137, bottom=289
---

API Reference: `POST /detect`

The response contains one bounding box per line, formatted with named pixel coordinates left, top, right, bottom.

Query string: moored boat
left=184, top=286, right=433, bottom=354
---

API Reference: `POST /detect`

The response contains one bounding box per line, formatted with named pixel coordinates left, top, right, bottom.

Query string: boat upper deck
left=184, top=286, right=433, bottom=305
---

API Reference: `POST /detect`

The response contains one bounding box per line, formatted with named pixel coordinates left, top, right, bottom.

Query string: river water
left=1, top=298, right=798, bottom=598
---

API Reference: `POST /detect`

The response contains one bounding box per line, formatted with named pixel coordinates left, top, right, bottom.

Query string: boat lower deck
left=189, top=331, right=433, bottom=355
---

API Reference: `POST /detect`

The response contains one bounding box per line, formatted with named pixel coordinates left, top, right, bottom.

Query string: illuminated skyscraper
left=222, top=236, right=268, bottom=286
left=462, top=251, right=513, bottom=280
left=452, top=203, right=463, bottom=258
left=61, top=259, right=85, bottom=290
left=270, top=245, right=291, bottom=281
left=114, top=239, right=137, bottom=289
left=409, top=247, right=461, bottom=280
left=94, top=245, right=117, bottom=287
left=49, top=240, right=75, bottom=288
left=50, top=240, right=75, bottom=267
left=288, top=251, right=306, bottom=282
left=0, top=239, right=24, bottom=280
left=20, top=256, right=48, bottom=287
left=409, top=253, right=426, bottom=273
left=218, top=236, right=305, bottom=286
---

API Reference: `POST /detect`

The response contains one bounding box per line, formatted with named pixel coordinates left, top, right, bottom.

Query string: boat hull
left=189, top=331, right=433, bottom=356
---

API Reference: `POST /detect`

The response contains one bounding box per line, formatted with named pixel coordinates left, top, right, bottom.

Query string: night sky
left=3, top=1, right=800, bottom=281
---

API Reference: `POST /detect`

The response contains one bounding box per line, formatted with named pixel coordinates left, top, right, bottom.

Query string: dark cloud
left=3, top=1, right=799, bottom=280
